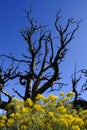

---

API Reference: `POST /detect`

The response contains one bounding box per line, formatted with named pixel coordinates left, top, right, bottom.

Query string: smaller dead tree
left=71, top=66, right=87, bottom=110
left=0, top=63, right=20, bottom=110
left=0, top=10, right=81, bottom=110
left=71, top=65, right=81, bottom=102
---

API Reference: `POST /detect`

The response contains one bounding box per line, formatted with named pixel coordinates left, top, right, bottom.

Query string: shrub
left=0, top=92, right=87, bottom=130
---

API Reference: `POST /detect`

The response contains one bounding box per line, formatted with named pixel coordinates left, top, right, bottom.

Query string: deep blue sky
left=0, top=0, right=87, bottom=100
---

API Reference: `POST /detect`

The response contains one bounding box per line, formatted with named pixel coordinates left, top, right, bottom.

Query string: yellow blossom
left=0, top=123, right=5, bottom=128
left=72, top=125, right=80, bottom=130
left=57, top=106, right=67, bottom=113
left=36, top=94, right=45, bottom=100
left=72, top=109, right=78, bottom=116
left=59, top=118, right=68, bottom=129
left=12, top=98, right=19, bottom=102
left=48, top=112, right=54, bottom=117
left=66, top=92, right=75, bottom=98
left=10, top=113, right=15, bottom=118
left=58, top=100, right=64, bottom=106
left=61, top=114, right=74, bottom=126
left=60, top=92, right=65, bottom=96
left=0, top=119, right=5, bottom=124
left=7, top=118, right=14, bottom=127
left=21, top=107, right=28, bottom=113
left=72, top=118, right=84, bottom=128
left=44, top=97, right=49, bottom=102
left=25, top=98, right=33, bottom=107
left=15, top=113, right=21, bottom=119
left=21, top=125, right=27, bottom=130
left=49, top=94, right=58, bottom=101
left=63, top=97, right=70, bottom=101
left=1, top=115, right=7, bottom=120
left=34, top=104, right=42, bottom=110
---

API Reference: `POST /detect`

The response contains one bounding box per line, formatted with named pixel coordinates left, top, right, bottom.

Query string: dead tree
left=71, top=65, right=81, bottom=102
left=71, top=66, right=87, bottom=110
left=0, top=63, right=20, bottom=110
left=0, top=10, right=80, bottom=110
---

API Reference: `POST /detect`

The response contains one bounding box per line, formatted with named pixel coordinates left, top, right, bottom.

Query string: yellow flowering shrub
left=0, top=92, right=87, bottom=130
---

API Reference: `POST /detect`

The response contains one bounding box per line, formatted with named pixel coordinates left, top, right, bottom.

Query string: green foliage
left=0, top=92, right=87, bottom=130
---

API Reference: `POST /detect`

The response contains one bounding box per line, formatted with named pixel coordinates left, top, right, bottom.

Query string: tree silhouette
left=0, top=10, right=80, bottom=110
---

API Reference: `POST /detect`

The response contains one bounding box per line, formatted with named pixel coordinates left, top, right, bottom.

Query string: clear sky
left=0, top=0, right=87, bottom=101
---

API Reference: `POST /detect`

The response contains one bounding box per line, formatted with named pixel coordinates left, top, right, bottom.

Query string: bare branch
left=47, top=82, right=68, bottom=93
left=1, top=89, right=13, bottom=102
left=12, top=88, right=24, bottom=99
left=0, top=54, right=31, bottom=63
